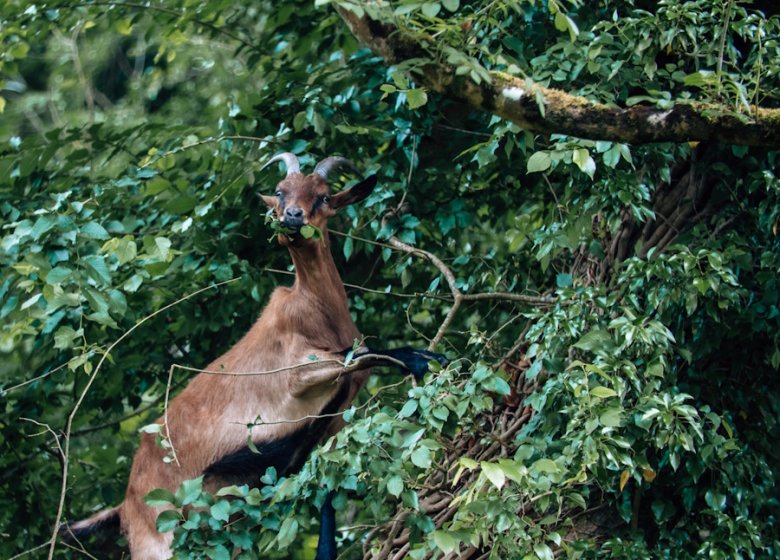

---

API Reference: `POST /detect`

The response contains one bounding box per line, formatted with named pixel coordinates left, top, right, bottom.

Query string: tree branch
left=381, top=212, right=554, bottom=351
left=337, top=8, right=780, bottom=149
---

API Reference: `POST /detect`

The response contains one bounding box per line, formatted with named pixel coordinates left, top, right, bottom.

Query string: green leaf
left=531, top=458, right=559, bottom=474
left=299, top=224, right=322, bottom=239
left=574, top=329, right=613, bottom=352
left=216, top=484, right=247, bottom=498
left=705, top=490, right=726, bottom=511
left=178, top=476, right=203, bottom=506
left=431, top=530, right=460, bottom=554
left=46, top=266, right=74, bottom=286
left=277, top=517, right=298, bottom=548
left=599, top=407, right=624, bottom=427
left=343, top=235, right=353, bottom=260
left=411, top=446, right=432, bottom=468
left=82, top=254, right=111, bottom=286
left=572, top=148, right=596, bottom=177
left=21, top=293, right=42, bottom=310
left=684, top=70, right=717, bottom=87
left=399, top=399, right=418, bottom=418
left=9, top=41, right=30, bottom=59
left=527, top=151, right=551, bottom=173
left=387, top=475, right=404, bottom=497
left=405, top=88, right=428, bottom=109
left=481, top=462, right=506, bottom=489
left=206, top=545, right=230, bottom=560
left=556, top=273, right=572, bottom=288
left=534, top=542, right=554, bottom=560
left=80, top=221, right=110, bottom=240
left=590, top=386, right=617, bottom=398
left=209, top=499, right=231, bottom=522
left=144, top=488, right=178, bottom=507
left=111, top=237, right=137, bottom=264
left=54, top=326, right=82, bottom=350
left=115, top=18, right=133, bottom=36
left=155, top=237, right=172, bottom=260
left=123, top=274, right=143, bottom=292
left=164, top=195, right=197, bottom=215
left=31, top=215, right=56, bottom=240
left=553, top=12, right=579, bottom=41
left=497, top=459, right=525, bottom=484
left=421, top=3, right=441, bottom=18
left=155, top=510, right=182, bottom=533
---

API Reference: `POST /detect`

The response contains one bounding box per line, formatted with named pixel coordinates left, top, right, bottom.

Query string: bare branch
left=46, top=278, right=240, bottom=559
left=382, top=212, right=554, bottom=351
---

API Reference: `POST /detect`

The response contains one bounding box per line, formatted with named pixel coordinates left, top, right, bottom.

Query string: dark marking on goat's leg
left=314, top=491, right=337, bottom=560
left=204, top=382, right=351, bottom=483
left=343, top=346, right=448, bottom=380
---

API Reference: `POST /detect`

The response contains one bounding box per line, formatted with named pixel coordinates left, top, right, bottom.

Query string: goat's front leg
left=288, top=347, right=447, bottom=397
left=352, top=346, right=448, bottom=381
left=314, top=491, right=336, bottom=560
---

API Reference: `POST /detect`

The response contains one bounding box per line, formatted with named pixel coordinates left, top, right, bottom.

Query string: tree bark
left=338, top=8, right=780, bottom=149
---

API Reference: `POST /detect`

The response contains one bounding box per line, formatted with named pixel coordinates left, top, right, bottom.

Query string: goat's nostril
left=285, top=207, right=304, bottom=219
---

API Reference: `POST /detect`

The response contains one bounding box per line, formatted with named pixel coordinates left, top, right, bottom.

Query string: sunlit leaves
left=386, top=475, right=404, bottom=497
left=527, top=151, right=551, bottom=173
left=481, top=462, right=506, bottom=489
left=432, top=530, right=460, bottom=554
left=0, top=1, right=778, bottom=559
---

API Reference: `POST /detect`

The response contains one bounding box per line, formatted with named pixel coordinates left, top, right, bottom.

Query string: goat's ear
left=259, top=193, right=277, bottom=208
left=329, top=175, right=377, bottom=210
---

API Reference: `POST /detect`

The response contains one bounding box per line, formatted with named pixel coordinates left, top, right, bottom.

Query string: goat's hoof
left=396, top=348, right=448, bottom=380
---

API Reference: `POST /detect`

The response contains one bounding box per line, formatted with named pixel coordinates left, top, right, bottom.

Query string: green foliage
left=145, top=362, right=511, bottom=558
left=1, top=1, right=779, bottom=559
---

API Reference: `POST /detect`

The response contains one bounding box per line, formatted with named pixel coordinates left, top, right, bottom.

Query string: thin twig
left=46, top=278, right=239, bottom=559
left=396, top=134, right=417, bottom=212
left=382, top=214, right=462, bottom=350
left=71, top=2, right=254, bottom=51
left=8, top=540, right=53, bottom=560
left=164, top=352, right=407, bottom=378
left=229, top=378, right=408, bottom=428
left=140, top=134, right=273, bottom=168
left=2, top=362, right=69, bottom=394
left=264, top=264, right=554, bottom=306
left=162, top=365, right=180, bottom=467
left=382, top=213, right=554, bottom=350
left=68, top=22, right=95, bottom=123
left=716, top=0, right=735, bottom=101
left=71, top=377, right=188, bottom=436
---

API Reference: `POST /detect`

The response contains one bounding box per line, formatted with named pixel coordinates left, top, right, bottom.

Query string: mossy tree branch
left=338, top=8, right=780, bottom=149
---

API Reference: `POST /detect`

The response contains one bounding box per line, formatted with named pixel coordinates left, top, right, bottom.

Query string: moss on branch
left=338, top=7, right=780, bottom=149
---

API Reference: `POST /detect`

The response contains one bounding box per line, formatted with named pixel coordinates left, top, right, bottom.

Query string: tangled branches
left=366, top=354, right=538, bottom=560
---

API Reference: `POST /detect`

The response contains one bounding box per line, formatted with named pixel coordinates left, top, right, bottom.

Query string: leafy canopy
left=0, top=1, right=778, bottom=559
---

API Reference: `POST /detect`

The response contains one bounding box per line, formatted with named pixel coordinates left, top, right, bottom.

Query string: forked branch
left=382, top=213, right=555, bottom=351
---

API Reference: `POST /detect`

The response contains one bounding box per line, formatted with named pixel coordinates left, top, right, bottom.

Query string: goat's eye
left=322, top=196, right=330, bottom=204
left=275, top=191, right=282, bottom=197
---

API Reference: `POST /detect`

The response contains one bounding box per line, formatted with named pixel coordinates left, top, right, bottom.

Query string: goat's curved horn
left=261, top=152, right=301, bottom=176
left=313, top=156, right=360, bottom=179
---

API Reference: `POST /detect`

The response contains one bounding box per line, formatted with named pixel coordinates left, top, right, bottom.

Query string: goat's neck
left=287, top=232, right=349, bottom=314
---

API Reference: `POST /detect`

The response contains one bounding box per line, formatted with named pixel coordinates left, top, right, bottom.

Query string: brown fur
left=71, top=170, right=376, bottom=559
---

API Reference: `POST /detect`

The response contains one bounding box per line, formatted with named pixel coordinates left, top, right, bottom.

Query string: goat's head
left=261, top=153, right=377, bottom=246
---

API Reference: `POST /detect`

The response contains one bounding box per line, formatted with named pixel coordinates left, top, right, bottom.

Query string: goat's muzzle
left=282, top=206, right=305, bottom=233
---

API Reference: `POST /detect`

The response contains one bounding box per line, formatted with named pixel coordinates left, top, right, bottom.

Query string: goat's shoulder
left=269, top=285, right=293, bottom=301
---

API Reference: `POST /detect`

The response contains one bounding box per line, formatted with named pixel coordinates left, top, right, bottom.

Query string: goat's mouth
left=280, top=221, right=304, bottom=234
left=279, top=221, right=305, bottom=242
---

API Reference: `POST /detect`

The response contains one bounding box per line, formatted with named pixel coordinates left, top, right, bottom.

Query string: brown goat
left=65, top=153, right=445, bottom=559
